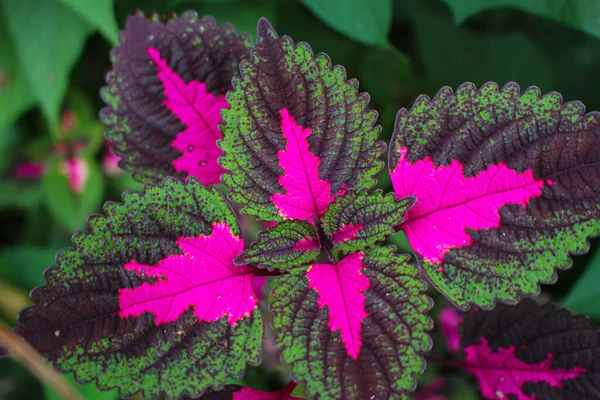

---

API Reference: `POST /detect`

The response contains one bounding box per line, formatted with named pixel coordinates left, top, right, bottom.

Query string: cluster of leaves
left=1, top=2, right=600, bottom=400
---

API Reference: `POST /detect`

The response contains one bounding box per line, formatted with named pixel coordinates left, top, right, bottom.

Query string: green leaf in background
left=0, top=8, right=35, bottom=132
left=60, top=0, right=118, bottom=45
left=1, top=0, right=92, bottom=135
left=300, top=0, right=392, bottom=47
left=276, top=0, right=359, bottom=70
left=0, top=180, right=44, bottom=210
left=563, top=249, right=600, bottom=318
left=169, top=1, right=277, bottom=38
left=42, top=156, right=104, bottom=232
left=397, top=0, right=554, bottom=92
left=44, top=373, right=118, bottom=400
left=441, top=0, right=600, bottom=42
left=0, top=246, right=57, bottom=290
left=0, top=124, right=21, bottom=174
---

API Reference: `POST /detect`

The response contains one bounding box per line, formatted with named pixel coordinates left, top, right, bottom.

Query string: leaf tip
left=257, top=17, right=278, bottom=43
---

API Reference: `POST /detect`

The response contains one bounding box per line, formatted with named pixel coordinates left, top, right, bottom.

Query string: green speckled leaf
left=13, top=178, right=263, bottom=400
left=234, top=220, right=320, bottom=271
left=322, top=190, right=416, bottom=254
left=270, top=246, right=431, bottom=399
left=220, top=18, right=385, bottom=222
left=389, top=82, right=600, bottom=309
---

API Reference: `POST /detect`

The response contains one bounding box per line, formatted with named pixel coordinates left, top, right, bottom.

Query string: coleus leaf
left=101, top=11, right=251, bottom=184
left=234, top=220, right=320, bottom=270
left=13, top=178, right=263, bottom=399
left=322, top=190, right=416, bottom=253
left=389, top=82, right=600, bottom=309
left=271, top=246, right=431, bottom=398
left=460, top=299, right=600, bottom=400
left=220, top=18, right=385, bottom=222
left=197, top=382, right=300, bottom=399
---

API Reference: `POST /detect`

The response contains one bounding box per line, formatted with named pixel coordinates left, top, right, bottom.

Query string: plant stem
left=0, top=279, right=30, bottom=323
left=425, top=355, right=469, bottom=370
left=0, top=319, right=83, bottom=400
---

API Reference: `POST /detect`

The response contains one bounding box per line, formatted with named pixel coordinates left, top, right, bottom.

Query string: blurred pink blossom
left=61, top=158, right=89, bottom=194
left=438, top=307, right=463, bottom=353
left=15, top=162, right=46, bottom=178
left=415, top=377, right=446, bottom=400
left=103, top=142, right=122, bottom=175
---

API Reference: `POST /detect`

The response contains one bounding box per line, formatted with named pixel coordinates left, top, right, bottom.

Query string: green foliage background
left=0, top=0, right=598, bottom=398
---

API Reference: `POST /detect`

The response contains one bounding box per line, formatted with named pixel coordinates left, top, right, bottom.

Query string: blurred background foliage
left=0, top=0, right=599, bottom=398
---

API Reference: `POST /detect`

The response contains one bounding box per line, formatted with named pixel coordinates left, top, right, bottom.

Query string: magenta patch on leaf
left=439, top=307, right=462, bottom=353
left=271, top=108, right=344, bottom=221
left=234, top=382, right=300, bottom=400
left=464, top=338, right=585, bottom=400
left=331, top=223, right=363, bottom=243
left=293, top=236, right=319, bottom=251
left=147, top=47, right=227, bottom=185
left=119, top=222, right=257, bottom=326
left=306, top=252, right=370, bottom=359
left=391, top=147, right=549, bottom=263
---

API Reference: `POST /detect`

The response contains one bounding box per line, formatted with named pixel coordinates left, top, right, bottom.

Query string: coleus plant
left=2, top=9, right=600, bottom=400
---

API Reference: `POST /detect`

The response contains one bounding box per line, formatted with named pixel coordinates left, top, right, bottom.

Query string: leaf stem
left=425, top=355, right=469, bottom=370
left=0, top=319, right=83, bottom=400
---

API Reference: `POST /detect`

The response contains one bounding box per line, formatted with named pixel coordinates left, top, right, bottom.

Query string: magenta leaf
left=221, top=18, right=385, bottom=222
left=196, top=381, right=300, bottom=399
left=389, top=82, right=600, bottom=308
left=322, top=190, right=417, bottom=253
left=306, top=252, right=370, bottom=359
left=12, top=179, right=263, bottom=399
left=101, top=11, right=250, bottom=183
left=234, top=220, right=320, bottom=270
left=271, top=246, right=432, bottom=398
left=460, top=299, right=600, bottom=399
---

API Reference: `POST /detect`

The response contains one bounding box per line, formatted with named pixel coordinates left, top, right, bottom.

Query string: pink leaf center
left=271, top=108, right=344, bottom=221
left=331, top=223, right=363, bottom=243
left=391, top=147, right=549, bottom=263
left=464, top=338, right=585, bottom=400
left=293, top=236, right=320, bottom=251
left=306, top=252, right=370, bottom=359
left=119, top=222, right=256, bottom=326
left=147, top=47, right=227, bottom=185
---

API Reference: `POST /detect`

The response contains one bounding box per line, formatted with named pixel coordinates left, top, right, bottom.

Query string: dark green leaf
left=1, top=0, right=92, bottom=134
left=0, top=8, right=35, bottom=131
left=60, top=0, right=119, bottom=45
left=562, top=248, right=600, bottom=317
left=300, top=0, right=392, bottom=47
left=442, top=0, right=600, bottom=41
left=398, top=0, right=554, bottom=92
